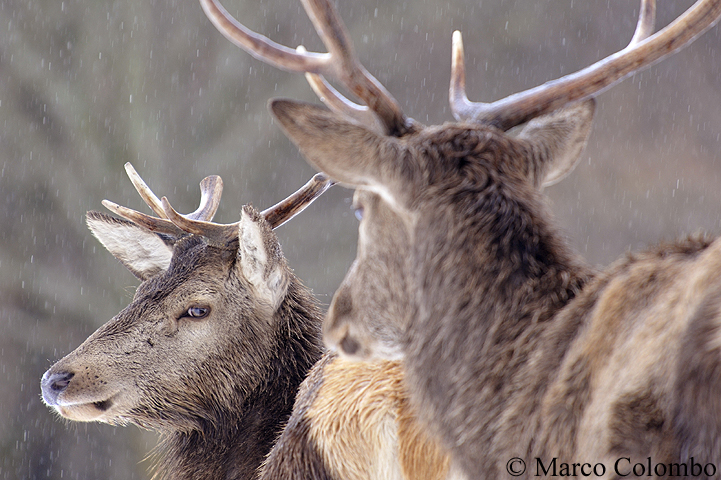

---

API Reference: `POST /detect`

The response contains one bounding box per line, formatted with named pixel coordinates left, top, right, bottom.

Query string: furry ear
left=269, top=98, right=410, bottom=207
left=86, top=211, right=175, bottom=280
left=516, top=99, right=595, bottom=188
left=237, top=205, right=290, bottom=313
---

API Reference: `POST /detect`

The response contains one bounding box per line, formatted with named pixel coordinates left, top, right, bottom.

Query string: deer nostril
left=51, top=372, right=74, bottom=391
left=41, top=371, right=75, bottom=405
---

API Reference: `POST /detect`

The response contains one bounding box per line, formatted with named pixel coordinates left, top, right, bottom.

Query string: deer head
left=198, top=0, right=721, bottom=359
left=41, top=164, right=331, bottom=478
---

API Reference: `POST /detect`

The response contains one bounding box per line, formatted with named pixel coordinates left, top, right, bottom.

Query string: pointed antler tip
left=452, top=31, right=465, bottom=60
left=200, top=175, right=223, bottom=187
left=449, top=28, right=474, bottom=121
left=160, top=196, right=181, bottom=222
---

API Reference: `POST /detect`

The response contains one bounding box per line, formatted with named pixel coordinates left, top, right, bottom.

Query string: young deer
left=41, top=165, right=454, bottom=480
left=199, top=0, right=721, bottom=478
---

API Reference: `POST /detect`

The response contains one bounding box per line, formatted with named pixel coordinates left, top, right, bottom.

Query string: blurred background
left=1, top=0, right=719, bottom=477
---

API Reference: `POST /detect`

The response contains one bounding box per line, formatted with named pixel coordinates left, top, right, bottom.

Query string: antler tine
left=303, top=71, right=385, bottom=133
left=124, top=162, right=222, bottom=222
left=452, top=0, right=720, bottom=130
left=186, top=175, right=224, bottom=222
left=124, top=162, right=168, bottom=219
left=199, top=0, right=329, bottom=73
left=449, top=31, right=474, bottom=122
left=106, top=164, right=225, bottom=237
left=296, top=44, right=380, bottom=130
left=199, top=0, right=409, bottom=137
left=261, top=172, right=336, bottom=229
left=629, top=0, right=657, bottom=46
left=102, top=199, right=187, bottom=237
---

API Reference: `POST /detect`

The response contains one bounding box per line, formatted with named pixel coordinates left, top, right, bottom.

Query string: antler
left=102, top=163, right=220, bottom=237
left=450, top=0, right=720, bottom=130
left=261, top=172, right=335, bottom=229
left=302, top=68, right=384, bottom=133
left=119, top=163, right=224, bottom=222
left=198, top=0, right=412, bottom=137
left=103, top=163, right=335, bottom=244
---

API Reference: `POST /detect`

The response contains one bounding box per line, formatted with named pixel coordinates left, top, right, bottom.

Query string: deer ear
left=237, top=205, right=289, bottom=313
left=86, top=211, right=175, bottom=280
left=269, top=98, right=408, bottom=204
left=517, top=99, right=595, bottom=188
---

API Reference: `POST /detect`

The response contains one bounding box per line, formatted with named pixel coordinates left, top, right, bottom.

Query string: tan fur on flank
left=305, top=357, right=452, bottom=480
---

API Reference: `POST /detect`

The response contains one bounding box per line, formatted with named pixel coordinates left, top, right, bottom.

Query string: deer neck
left=402, top=181, right=596, bottom=474
left=152, top=279, right=324, bottom=480
left=408, top=181, right=594, bottom=397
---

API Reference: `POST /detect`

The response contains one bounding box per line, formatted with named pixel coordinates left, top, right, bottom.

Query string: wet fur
left=44, top=209, right=455, bottom=480
left=44, top=227, right=324, bottom=480
left=270, top=97, right=721, bottom=478
left=408, top=155, right=721, bottom=478
left=262, top=353, right=453, bottom=480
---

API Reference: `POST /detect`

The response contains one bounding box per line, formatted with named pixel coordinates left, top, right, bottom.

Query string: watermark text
left=504, top=457, right=718, bottom=477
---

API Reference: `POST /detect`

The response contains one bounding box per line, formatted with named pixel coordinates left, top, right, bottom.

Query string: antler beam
left=198, top=0, right=411, bottom=137
left=450, top=0, right=720, bottom=130
left=103, top=164, right=334, bottom=244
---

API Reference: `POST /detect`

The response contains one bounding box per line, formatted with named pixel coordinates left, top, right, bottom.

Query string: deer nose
left=41, top=371, right=74, bottom=406
left=340, top=334, right=360, bottom=356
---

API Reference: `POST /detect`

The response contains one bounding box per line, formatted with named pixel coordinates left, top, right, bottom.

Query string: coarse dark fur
left=42, top=203, right=457, bottom=480
left=42, top=208, right=324, bottom=479
left=146, top=246, right=324, bottom=479
left=269, top=93, right=721, bottom=480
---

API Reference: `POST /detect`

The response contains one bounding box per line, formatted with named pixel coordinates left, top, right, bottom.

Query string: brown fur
left=268, top=90, right=721, bottom=479
left=309, top=356, right=449, bottom=480
left=42, top=205, right=455, bottom=479
left=42, top=209, right=325, bottom=479
left=262, top=353, right=454, bottom=480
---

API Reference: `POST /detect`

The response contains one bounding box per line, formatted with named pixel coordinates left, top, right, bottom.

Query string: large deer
left=41, top=164, right=454, bottom=480
left=199, top=0, right=721, bottom=478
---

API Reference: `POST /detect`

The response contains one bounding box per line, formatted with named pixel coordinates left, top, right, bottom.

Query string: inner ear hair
left=237, top=206, right=289, bottom=312
left=86, top=211, right=175, bottom=280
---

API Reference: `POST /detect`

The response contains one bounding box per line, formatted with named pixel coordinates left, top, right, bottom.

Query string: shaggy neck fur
left=150, top=279, right=324, bottom=480
left=405, top=163, right=596, bottom=478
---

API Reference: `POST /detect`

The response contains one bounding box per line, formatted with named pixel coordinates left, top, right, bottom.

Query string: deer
left=40, top=164, right=456, bottom=480
left=197, top=0, right=721, bottom=478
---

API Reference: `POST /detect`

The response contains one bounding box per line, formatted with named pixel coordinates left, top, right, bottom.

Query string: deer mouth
left=52, top=395, right=119, bottom=423
left=42, top=368, right=124, bottom=422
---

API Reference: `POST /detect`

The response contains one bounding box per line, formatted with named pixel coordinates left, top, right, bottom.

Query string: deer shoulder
left=262, top=353, right=459, bottom=480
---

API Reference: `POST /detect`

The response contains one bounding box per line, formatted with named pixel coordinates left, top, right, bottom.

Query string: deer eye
left=353, top=206, right=364, bottom=221
left=184, top=306, right=210, bottom=319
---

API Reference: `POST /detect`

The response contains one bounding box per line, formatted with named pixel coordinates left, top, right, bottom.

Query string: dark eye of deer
left=185, top=306, right=210, bottom=319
